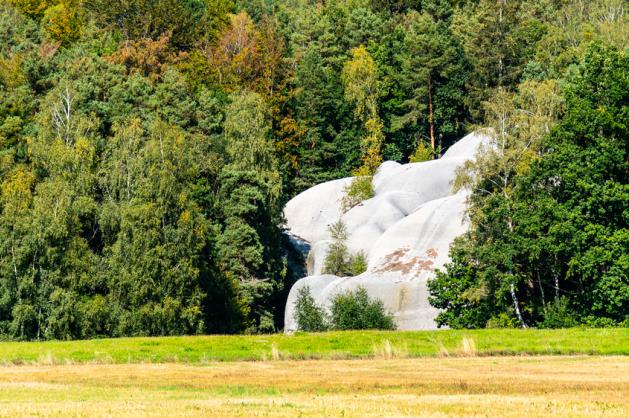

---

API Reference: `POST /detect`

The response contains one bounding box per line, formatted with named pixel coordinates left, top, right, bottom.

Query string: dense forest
left=0, top=0, right=626, bottom=340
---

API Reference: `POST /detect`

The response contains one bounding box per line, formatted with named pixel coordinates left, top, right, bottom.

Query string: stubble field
left=0, top=356, right=627, bottom=417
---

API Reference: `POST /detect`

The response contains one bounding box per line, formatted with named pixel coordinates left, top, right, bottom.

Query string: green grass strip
left=0, top=328, right=627, bottom=365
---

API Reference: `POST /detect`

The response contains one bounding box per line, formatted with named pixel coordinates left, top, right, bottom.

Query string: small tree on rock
left=293, top=286, right=328, bottom=332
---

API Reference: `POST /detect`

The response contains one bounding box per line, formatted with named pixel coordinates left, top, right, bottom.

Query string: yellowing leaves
left=42, top=2, right=82, bottom=44
left=7, top=0, right=56, bottom=17
left=1, top=166, right=36, bottom=215
left=209, top=13, right=261, bottom=91
left=342, top=46, right=384, bottom=178
left=8, top=0, right=82, bottom=44
left=206, top=12, right=286, bottom=99
left=0, top=54, right=27, bottom=88
left=178, top=209, right=191, bottom=224
left=73, top=136, right=93, bottom=160
left=342, top=45, right=379, bottom=122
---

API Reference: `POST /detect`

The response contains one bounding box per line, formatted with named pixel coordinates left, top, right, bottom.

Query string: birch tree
left=433, top=81, right=563, bottom=328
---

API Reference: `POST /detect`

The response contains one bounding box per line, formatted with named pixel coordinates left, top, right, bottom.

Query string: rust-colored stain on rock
left=375, top=247, right=436, bottom=276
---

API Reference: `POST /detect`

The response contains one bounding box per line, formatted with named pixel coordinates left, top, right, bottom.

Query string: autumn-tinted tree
left=85, top=0, right=232, bottom=49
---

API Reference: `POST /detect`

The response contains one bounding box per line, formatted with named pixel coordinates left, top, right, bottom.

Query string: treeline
left=0, top=0, right=626, bottom=339
left=429, top=43, right=628, bottom=329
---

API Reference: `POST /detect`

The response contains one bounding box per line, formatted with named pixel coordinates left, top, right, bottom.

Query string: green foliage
left=0, top=2, right=286, bottom=339
left=0, top=0, right=625, bottom=340
left=452, top=0, right=546, bottom=116
left=224, top=91, right=279, bottom=186
left=322, top=220, right=368, bottom=277
left=322, top=220, right=351, bottom=276
left=216, top=169, right=287, bottom=333
left=393, top=9, right=468, bottom=154
left=428, top=239, right=496, bottom=329
left=293, top=286, right=328, bottom=332
left=349, top=250, right=368, bottom=276
left=289, top=44, right=361, bottom=191
left=408, top=140, right=433, bottom=163
left=330, top=287, right=396, bottom=331
left=42, top=1, right=83, bottom=44
left=342, top=46, right=384, bottom=175
left=294, top=284, right=396, bottom=332
left=539, top=298, right=577, bottom=329
left=486, top=313, right=519, bottom=329
left=341, top=175, right=374, bottom=212
left=431, top=43, right=628, bottom=329
left=581, top=316, right=618, bottom=329
left=101, top=120, right=210, bottom=337
left=84, top=0, right=232, bottom=49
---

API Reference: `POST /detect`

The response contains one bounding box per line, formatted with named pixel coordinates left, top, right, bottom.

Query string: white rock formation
left=283, top=132, right=490, bottom=332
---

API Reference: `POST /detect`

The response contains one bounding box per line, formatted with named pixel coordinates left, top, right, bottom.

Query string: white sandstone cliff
left=283, top=132, right=489, bottom=332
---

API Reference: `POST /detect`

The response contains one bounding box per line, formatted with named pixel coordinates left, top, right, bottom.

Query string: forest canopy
left=0, top=0, right=626, bottom=339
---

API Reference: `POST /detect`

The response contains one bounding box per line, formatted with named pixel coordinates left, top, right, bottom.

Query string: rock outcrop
left=283, top=132, right=489, bottom=332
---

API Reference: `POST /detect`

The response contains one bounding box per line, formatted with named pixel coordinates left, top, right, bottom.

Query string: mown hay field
left=0, top=356, right=627, bottom=417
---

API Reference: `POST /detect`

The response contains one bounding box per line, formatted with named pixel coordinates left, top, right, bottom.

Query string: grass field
left=0, top=329, right=627, bottom=417
left=0, top=328, right=627, bottom=365
left=0, top=356, right=627, bottom=416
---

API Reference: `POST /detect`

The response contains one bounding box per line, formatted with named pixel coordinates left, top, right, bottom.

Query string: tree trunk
left=553, top=254, right=560, bottom=300
left=438, top=133, right=442, bottom=158
left=510, top=283, right=527, bottom=328
left=497, top=0, right=505, bottom=86
left=37, top=307, right=41, bottom=341
left=428, top=76, right=435, bottom=158
left=506, top=214, right=526, bottom=328
left=536, top=269, right=546, bottom=308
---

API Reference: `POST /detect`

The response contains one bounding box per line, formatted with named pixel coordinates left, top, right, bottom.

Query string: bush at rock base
left=293, top=286, right=328, bottom=332
left=330, top=287, right=396, bottom=331
left=293, top=286, right=395, bottom=332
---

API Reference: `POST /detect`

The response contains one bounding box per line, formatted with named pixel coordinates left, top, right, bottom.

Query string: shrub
left=330, top=287, right=395, bottom=330
left=257, top=311, right=276, bottom=334
left=539, top=297, right=578, bottom=329
left=341, top=175, right=373, bottom=212
left=322, top=221, right=367, bottom=277
left=293, top=286, right=328, bottom=332
left=349, top=250, right=368, bottom=276
left=408, top=140, right=433, bottom=163
left=486, top=313, right=519, bottom=328
left=581, top=316, right=617, bottom=328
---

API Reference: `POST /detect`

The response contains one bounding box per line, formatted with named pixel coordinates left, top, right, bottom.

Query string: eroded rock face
left=283, top=133, right=489, bottom=332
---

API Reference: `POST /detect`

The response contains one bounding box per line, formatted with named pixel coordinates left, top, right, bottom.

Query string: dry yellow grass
left=0, top=356, right=626, bottom=417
